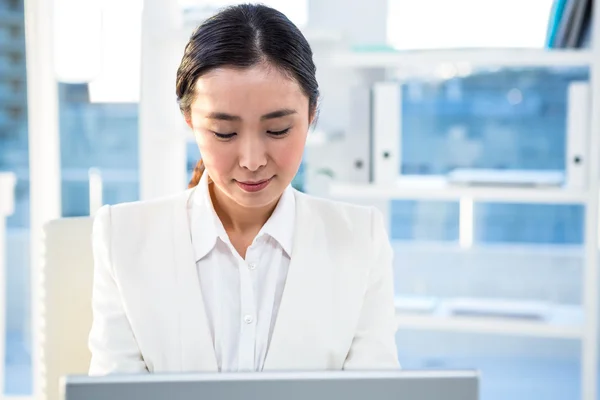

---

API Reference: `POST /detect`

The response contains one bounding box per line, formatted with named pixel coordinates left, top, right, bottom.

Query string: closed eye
left=212, top=131, right=236, bottom=140
left=267, top=128, right=291, bottom=136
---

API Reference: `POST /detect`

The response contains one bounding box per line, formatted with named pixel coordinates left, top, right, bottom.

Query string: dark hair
left=176, top=3, right=320, bottom=188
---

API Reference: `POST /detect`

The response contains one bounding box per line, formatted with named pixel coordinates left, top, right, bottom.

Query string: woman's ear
left=183, top=112, right=193, bottom=129
left=309, top=105, right=319, bottom=127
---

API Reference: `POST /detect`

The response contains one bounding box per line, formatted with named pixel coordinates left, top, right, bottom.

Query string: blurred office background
left=1, top=0, right=600, bottom=399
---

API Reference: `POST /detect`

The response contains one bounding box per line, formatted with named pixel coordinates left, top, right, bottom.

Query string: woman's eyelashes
left=267, top=127, right=291, bottom=136
left=212, top=131, right=236, bottom=140
left=211, top=127, right=291, bottom=140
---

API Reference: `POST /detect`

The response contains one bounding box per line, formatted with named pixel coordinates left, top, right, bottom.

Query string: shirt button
left=244, top=315, right=254, bottom=324
left=248, top=262, right=256, bottom=270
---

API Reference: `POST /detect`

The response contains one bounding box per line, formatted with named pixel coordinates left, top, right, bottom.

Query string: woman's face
left=187, top=64, right=312, bottom=209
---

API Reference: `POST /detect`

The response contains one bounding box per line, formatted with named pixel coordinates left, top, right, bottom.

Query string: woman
left=88, top=3, right=398, bottom=375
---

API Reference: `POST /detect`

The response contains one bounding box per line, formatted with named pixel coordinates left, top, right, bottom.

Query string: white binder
left=372, top=82, right=401, bottom=184
left=346, top=84, right=373, bottom=183
left=565, top=81, right=590, bottom=190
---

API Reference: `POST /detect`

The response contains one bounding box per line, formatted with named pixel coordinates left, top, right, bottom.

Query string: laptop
left=62, top=370, right=479, bottom=400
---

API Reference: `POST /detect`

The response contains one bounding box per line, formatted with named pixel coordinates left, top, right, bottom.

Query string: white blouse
left=188, top=172, right=295, bottom=372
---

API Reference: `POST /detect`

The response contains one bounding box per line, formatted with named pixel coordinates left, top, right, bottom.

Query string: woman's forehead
left=191, top=65, right=307, bottom=115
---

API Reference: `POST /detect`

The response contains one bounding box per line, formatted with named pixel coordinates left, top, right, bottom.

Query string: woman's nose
left=238, top=136, right=267, bottom=172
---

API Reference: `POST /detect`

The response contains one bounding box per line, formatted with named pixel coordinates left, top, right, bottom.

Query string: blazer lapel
left=263, top=192, right=336, bottom=370
left=171, top=189, right=219, bottom=372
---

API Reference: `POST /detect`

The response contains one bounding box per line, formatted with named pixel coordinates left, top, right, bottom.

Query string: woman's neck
left=209, top=183, right=278, bottom=236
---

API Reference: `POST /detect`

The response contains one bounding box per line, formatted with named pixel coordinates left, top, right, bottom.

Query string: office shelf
left=330, top=49, right=593, bottom=69
left=319, top=42, right=600, bottom=400
left=391, top=240, right=583, bottom=257
left=395, top=299, right=584, bottom=340
left=329, top=177, right=590, bottom=205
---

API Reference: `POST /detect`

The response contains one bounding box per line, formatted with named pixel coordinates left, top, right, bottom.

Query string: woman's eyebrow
left=205, top=112, right=240, bottom=121
left=261, top=108, right=297, bottom=120
left=204, top=108, right=297, bottom=121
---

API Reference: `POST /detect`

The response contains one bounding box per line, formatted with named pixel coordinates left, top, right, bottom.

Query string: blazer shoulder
left=294, top=191, right=378, bottom=240
left=94, top=189, right=192, bottom=249
left=104, top=189, right=191, bottom=222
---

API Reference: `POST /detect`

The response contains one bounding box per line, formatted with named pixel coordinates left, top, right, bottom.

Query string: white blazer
left=88, top=187, right=399, bottom=375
